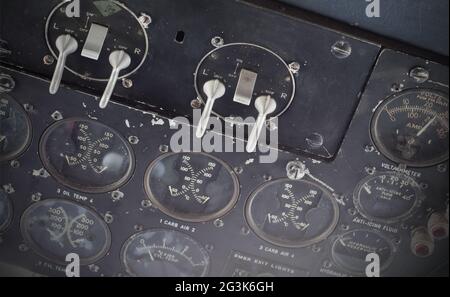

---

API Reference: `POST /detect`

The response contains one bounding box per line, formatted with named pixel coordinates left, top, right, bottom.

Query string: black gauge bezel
left=144, top=152, right=240, bottom=223
left=39, top=118, right=135, bottom=194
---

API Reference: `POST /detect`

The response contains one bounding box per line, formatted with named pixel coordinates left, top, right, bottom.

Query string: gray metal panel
left=278, top=0, right=449, bottom=56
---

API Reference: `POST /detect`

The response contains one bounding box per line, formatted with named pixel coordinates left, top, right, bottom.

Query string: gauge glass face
left=354, top=172, right=423, bottom=223
left=145, top=153, right=239, bottom=222
left=0, top=94, right=32, bottom=162
left=46, top=0, right=148, bottom=81
left=121, top=229, right=210, bottom=277
left=20, top=199, right=111, bottom=265
left=0, top=190, right=12, bottom=233
left=332, top=230, right=395, bottom=274
left=245, top=179, right=339, bottom=248
left=371, top=89, right=449, bottom=167
left=195, top=43, right=295, bottom=121
left=39, top=118, right=134, bottom=193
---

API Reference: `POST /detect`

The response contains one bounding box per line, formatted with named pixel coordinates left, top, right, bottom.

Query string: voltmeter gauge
left=0, top=190, right=13, bottom=233
left=144, top=153, right=239, bottom=222
left=39, top=118, right=134, bottom=193
left=354, top=172, right=424, bottom=224
left=245, top=179, right=339, bottom=248
left=332, top=230, right=395, bottom=275
left=121, top=229, right=210, bottom=277
left=371, top=89, right=449, bottom=167
left=20, top=199, right=111, bottom=265
left=194, top=43, right=295, bottom=122
left=0, top=94, right=32, bottom=162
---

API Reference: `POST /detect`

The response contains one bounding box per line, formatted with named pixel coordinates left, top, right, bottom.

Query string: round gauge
left=20, top=199, right=111, bottom=265
left=371, top=89, right=449, bottom=167
left=40, top=118, right=134, bottom=193
left=0, top=190, right=13, bottom=233
left=194, top=43, right=295, bottom=122
left=144, top=153, right=239, bottom=222
left=45, top=0, right=149, bottom=81
left=121, top=229, right=210, bottom=277
left=354, top=172, right=423, bottom=223
left=0, top=94, right=32, bottom=162
left=332, top=230, right=395, bottom=275
left=245, top=179, right=339, bottom=248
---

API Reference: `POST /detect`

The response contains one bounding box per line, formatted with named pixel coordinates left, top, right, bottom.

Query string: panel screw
left=122, top=78, right=133, bottom=89
left=191, top=99, right=202, bottom=109
left=409, top=67, right=430, bottom=84
left=138, top=13, right=152, bottom=28
left=331, top=41, right=352, bottom=59
left=286, top=161, right=307, bottom=180
left=0, top=73, right=15, bottom=93
left=306, top=133, right=324, bottom=149
left=211, top=36, right=225, bottom=48
left=288, top=62, right=301, bottom=74
left=43, top=55, right=55, bottom=66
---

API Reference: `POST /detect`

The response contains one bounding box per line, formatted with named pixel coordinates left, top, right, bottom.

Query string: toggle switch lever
left=246, top=95, right=277, bottom=152
left=49, top=34, right=78, bottom=95
left=99, top=50, right=131, bottom=109
left=196, top=79, right=226, bottom=138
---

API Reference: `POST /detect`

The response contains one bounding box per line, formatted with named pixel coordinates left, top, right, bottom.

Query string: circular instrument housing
left=39, top=118, right=135, bottom=193
left=371, top=89, right=449, bottom=167
left=0, top=190, right=13, bottom=233
left=20, top=199, right=111, bottom=265
left=245, top=178, right=339, bottom=248
left=45, top=0, right=149, bottom=81
left=144, top=153, right=239, bottom=222
left=0, top=94, right=32, bottom=162
left=194, top=43, right=295, bottom=122
left=354, top=172, right=424, bottom=224
left=331, top=229, right=395, bottom=275
left=121, top=229, right=210, bottom=277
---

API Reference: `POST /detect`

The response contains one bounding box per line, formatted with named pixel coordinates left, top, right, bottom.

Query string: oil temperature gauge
left=332, top=230, right=395, bottom=275
left=0, top=190, right=12, bottom=233
left=121, top=229, right=210, bottom=277
left=245, top=179, right=339, bottom=248
left=354, top=172, right=423, bottom=223
left=40, top=118, right=134, bottom=193
left=20, top=199, right=111, bottom=265
left=145, top=153, right=239, bottom=222
left=0, top=94, right=32, bottom=162
left=371, top=89, right=449, bottom=167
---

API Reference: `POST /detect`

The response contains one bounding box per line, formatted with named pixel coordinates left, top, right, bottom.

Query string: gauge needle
left=142, top=242, right=155, bottom=261
left=98, top=166, right=108, bottom=174
left=417, top=116, right=437, bottom=137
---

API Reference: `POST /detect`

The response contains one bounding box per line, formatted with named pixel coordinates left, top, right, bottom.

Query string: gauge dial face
left=20, top=199, right=111, bottom=265
left=0, top=190, right=13, bottom=233
left=245, top=179, right=339, bottom=248
left=371, top=89, right=449, bottom=167
left=121, top=229, right=210, bottom=277
left=332, top=230, right=395, bottom=275
left=0, top=94, right=32, bottom=162
left=354, top=172, right=423, bottom=223
left=40, top=118, right=134, bottom=193
left=145, top=153, right=240, bottom=222
left=45, top=0, right=148, bottom=81
left=195, top=43, right=295, bottom=121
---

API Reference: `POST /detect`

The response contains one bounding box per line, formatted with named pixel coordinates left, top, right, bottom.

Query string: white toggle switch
left=196, top=79, right=226, bottom=138
left=246, top=95, right=277, bottom=152
left=99, top=50, right=131, bottom=109
left=234, top=69, right=257, bottom=106
left=81, top=23, right=109, bottom=60
left=49, top=35, right=78, bottom=95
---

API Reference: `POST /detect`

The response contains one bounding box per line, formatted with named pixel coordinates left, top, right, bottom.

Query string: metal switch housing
left=233, top=69, right=257, bottom=106
left=81, top=23, right=109, bottom=60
